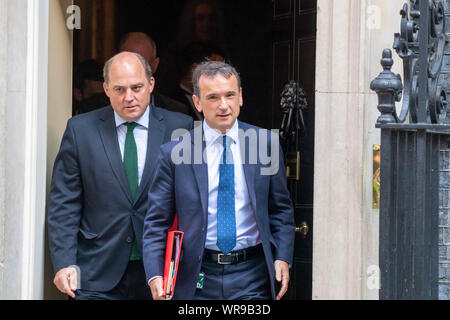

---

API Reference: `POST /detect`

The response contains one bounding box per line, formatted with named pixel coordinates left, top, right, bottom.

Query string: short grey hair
left=192, top=60, right=241, bottom=97
left=103, top=52, right=152, bottom=85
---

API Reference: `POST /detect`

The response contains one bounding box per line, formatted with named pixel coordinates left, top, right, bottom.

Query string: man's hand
left=274, top=260, right=290, bottom=300
left=53, top=267, right=78, bottom=298
left=150, top=277, right=167, bottom=300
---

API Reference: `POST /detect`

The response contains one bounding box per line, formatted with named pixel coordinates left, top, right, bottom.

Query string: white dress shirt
left=203, top=120, right=261, bottom=251
left=114, top=105, right=149, bottom=184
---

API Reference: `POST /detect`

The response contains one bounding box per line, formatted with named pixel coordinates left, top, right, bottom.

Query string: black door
left=271, top=0, right=316, bottom=299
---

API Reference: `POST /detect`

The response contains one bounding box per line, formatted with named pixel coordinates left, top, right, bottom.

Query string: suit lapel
left=239, top=121, right=258, bottom=214
left=192, top=163, right=208, bottom=223
left=134, top=106, right=166, bottom=203
left=243, top=162, right=257, bottom=215
left=191, top=127, right=208, bottom=223
left=97, top=107, right=133, bottom=204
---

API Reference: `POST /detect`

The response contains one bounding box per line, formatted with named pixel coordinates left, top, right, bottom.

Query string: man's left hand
left=274, top=260, right=290, bottom=300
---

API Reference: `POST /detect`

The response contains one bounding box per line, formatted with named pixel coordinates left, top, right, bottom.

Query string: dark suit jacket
left=153, top=92, right=190, bottom=116
left=142, top=121, right=295, bottom=299
left=47, top=105, right=193, bottom=292
left=168, top=86, right=203, bottom=120
left=76, top=92, right=110, bottom=115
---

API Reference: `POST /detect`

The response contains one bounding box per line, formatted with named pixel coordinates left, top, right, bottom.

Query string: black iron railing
left=371, top=0, right=450, bottom=299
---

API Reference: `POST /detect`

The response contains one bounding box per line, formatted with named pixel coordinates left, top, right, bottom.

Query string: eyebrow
left=206, top=91, right=236, bottom=98
left=113, top=82, right=145, bottom=89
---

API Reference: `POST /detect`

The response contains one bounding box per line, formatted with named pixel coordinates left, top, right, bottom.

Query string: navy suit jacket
left=47, top=105, right=193, bottom=292
left=142, top=121, right=295, bottom=299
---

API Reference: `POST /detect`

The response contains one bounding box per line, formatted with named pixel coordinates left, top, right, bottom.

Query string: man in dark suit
left=169, top=41, right=226, bottom=121
left=47, top=52, right=193, bottom=299
left=72, top=59, right=110, bottom=115
left=119, top=32, right=190, bottom=116
left=143, top=61, right=295, bottom=300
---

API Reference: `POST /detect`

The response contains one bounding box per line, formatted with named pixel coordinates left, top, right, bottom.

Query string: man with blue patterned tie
left=142, top=60, right=295, bottom=300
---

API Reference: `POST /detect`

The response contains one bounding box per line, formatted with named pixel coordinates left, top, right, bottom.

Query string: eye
left=132, top=85, right=144, bottom=92
left=114, top=87, right=124, bottom=94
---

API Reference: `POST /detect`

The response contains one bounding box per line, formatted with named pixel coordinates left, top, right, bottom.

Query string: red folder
left=163, top=215, right=183, bottom=299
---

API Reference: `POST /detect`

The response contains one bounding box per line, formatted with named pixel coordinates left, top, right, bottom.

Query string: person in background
left=156, top=0, right=227, bottom=100
left=177, top=0, right=225, bottom=48
left=119, top=32, right=190, bottom=116
left=170, top=41, right=225, bottom=121
left=73, top=59, right=110, bottom=115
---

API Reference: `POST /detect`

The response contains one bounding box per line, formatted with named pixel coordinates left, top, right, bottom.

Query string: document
left=163, top=229, right=184, bottom=299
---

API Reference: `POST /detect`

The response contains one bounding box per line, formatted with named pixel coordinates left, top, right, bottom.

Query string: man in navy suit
left=143, top=61, right=295, bottom=300
left=47, top=52, right=192, bottom=299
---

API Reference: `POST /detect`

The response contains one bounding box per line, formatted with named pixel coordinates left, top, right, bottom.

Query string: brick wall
left=439, top=145, right=450, bottom=299
left=440, top=0, right=450, bottom=300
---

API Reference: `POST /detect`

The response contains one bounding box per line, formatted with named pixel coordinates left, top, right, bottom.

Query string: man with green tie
left=47, top=52, right=192, bottom=299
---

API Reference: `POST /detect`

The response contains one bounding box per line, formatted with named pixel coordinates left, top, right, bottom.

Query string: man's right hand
left=53, top=267, right=78, bottom=298
left=149, top=277, right=167, bottom=300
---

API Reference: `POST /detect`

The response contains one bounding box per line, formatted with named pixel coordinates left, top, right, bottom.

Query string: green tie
left=123, top=122, right=141, bottom=260
left=124, top=122, right=139, bottom=199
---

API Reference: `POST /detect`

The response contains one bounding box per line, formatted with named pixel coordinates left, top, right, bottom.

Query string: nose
left=124, top=88, right=134, bottom=102
left=218, top=96, right=228, bottom=109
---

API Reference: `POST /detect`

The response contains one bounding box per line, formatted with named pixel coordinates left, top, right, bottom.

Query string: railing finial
left=370, top=49, right=403, bottom=124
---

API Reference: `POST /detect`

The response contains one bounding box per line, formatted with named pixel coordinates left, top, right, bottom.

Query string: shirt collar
left=203, top=119, right=239, bottom=147
left=114, top=105, right=150, bottom=129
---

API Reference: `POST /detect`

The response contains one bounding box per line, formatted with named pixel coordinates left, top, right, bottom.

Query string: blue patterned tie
left=216, top=135, right=236, bottom=254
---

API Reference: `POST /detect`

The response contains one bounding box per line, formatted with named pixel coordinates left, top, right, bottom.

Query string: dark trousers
left=193, top=252, right=271, bottom=300
left=72, top=260, right=152, bottom=300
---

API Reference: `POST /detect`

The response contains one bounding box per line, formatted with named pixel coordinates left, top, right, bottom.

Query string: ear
left=239, top=87, right=243, bottom=107
left=103, top=82, right=110, bottom=98
left=192, top=94, right=202, bottom=113
left=148, top=77, right=156, bottom=93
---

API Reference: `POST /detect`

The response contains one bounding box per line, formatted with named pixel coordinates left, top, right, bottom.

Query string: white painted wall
left=313, top=0, right=405, bottom=300
left=361, top=0, right=406, bottom=300
left=0, top=0, right=49, bottom=299
left=0, top=0, right=7, bottom=299
left=0, top=0, right=72, bottom=300
left=44, top=0, right=73, bottom=300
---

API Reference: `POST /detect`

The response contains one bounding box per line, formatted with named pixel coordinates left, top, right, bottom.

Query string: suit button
left=198, top=256, right=202, bottom=261
left=131, top=210, right=137, bottom=216
left=126, top=237, right=133, bottom=243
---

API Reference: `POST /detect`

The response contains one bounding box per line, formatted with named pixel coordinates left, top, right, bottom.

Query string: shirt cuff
left=148, top=275, right=163, bottom=286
